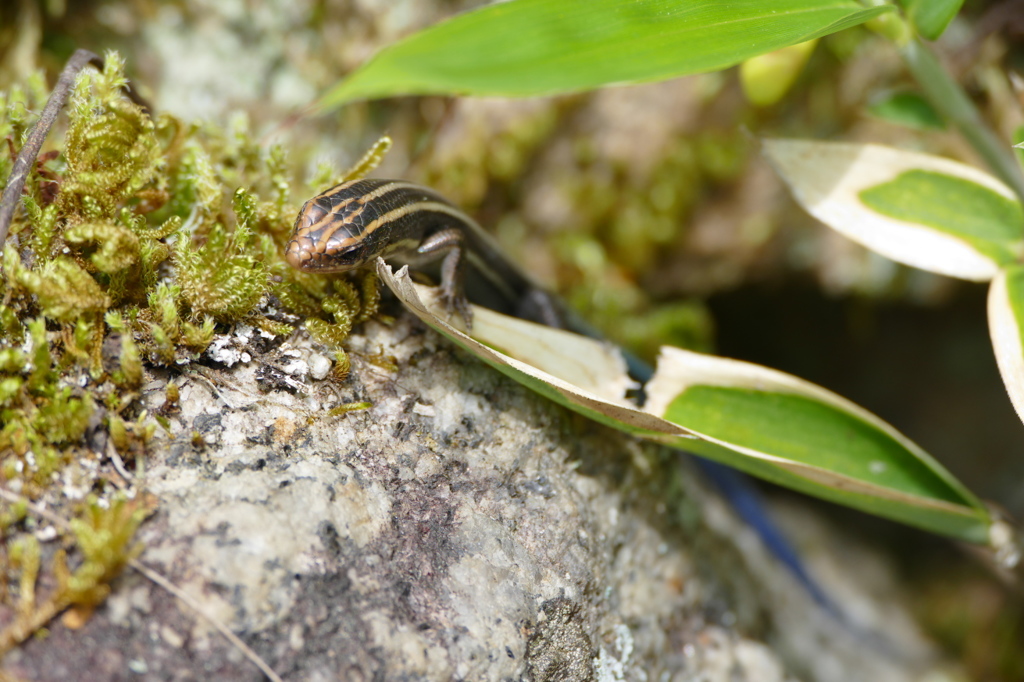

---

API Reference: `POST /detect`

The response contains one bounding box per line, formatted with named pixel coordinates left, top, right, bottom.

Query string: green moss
left=11, top=254, right=111, bottom=321
left=0, top=495, right=148, bottom=656
left=0, top=52, right=381, bottom=654
left=57, top=58, right=164, bottom=226
left=173, top=187, right=269, bottom=321
left=328, top=401, right=373, bottom=416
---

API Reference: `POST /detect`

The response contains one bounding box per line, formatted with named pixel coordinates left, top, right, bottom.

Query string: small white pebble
left=35, top=526, right=58, bottom=542
left=308, top=353, right=333, bottom=381
left=206, top=336, right=247, bottom=366
left=62, top=484, right=88, bottom=501
left=234, top=323, right=254, bottom=342
left=289, top=623, right=305, bottom=650
left=160, top=625, right=184, bottom=648
left=412, top=403, right=435, bottom=417
left=281, top=359, right=309, bottom=376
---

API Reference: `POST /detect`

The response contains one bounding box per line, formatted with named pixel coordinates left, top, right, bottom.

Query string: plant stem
left=901, top=38, right=1024, bottom=202
left=0, top=49, right=103, bottom=250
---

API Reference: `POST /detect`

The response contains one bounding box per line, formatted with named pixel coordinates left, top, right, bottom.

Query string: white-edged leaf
left=379, top=260, right=994, bottom=544
left=645, top=347, right=983, bottom=518
left=378, top=261, right=683, bottom=436
left=421, top=282, right=638, bottom=402
left=763, top=139, right=1023, bottom=280
left=988, top=266, right=1024, bottom=427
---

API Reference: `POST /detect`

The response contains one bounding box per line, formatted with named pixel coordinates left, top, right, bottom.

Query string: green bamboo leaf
left=764, top=139, right=1024, bottom=281
left=378, top=261, right=996, bottom=545
left=318, top=0, right=893, bottom=110
left=900, top=0, right=963, bottom=41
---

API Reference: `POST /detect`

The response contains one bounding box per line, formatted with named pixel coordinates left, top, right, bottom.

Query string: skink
left=286, top=177, right=838, bottom=614
left=286, top=178, right=565, bottom=330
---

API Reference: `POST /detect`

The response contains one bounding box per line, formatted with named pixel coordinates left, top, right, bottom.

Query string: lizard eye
left=323, top=240, right=368, bottom=269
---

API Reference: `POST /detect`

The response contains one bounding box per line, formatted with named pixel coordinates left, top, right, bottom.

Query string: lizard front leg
left=417, top=227, right=473, bottom=327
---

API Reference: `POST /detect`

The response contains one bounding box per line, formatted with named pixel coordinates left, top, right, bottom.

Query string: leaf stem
left=900, top=38, right=1024, bottom=202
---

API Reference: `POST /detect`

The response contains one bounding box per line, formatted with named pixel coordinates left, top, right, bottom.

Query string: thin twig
left=0, top=49, right=151, bottom=253
left=0, top=49, right=100, bottom=248
left=0, top=486, right=283, bottom=682
left=259, top=100, right=316, bottom=146
left=105, top=438, right=134, bottom=487
left=127, top=562, right=284, bottom=682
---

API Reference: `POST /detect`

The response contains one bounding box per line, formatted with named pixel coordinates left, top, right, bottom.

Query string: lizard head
left=286, top=194, right=371, bottom=272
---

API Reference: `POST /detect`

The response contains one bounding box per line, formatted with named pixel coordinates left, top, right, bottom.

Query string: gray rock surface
left=5, top=309, right=949, bottom=681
